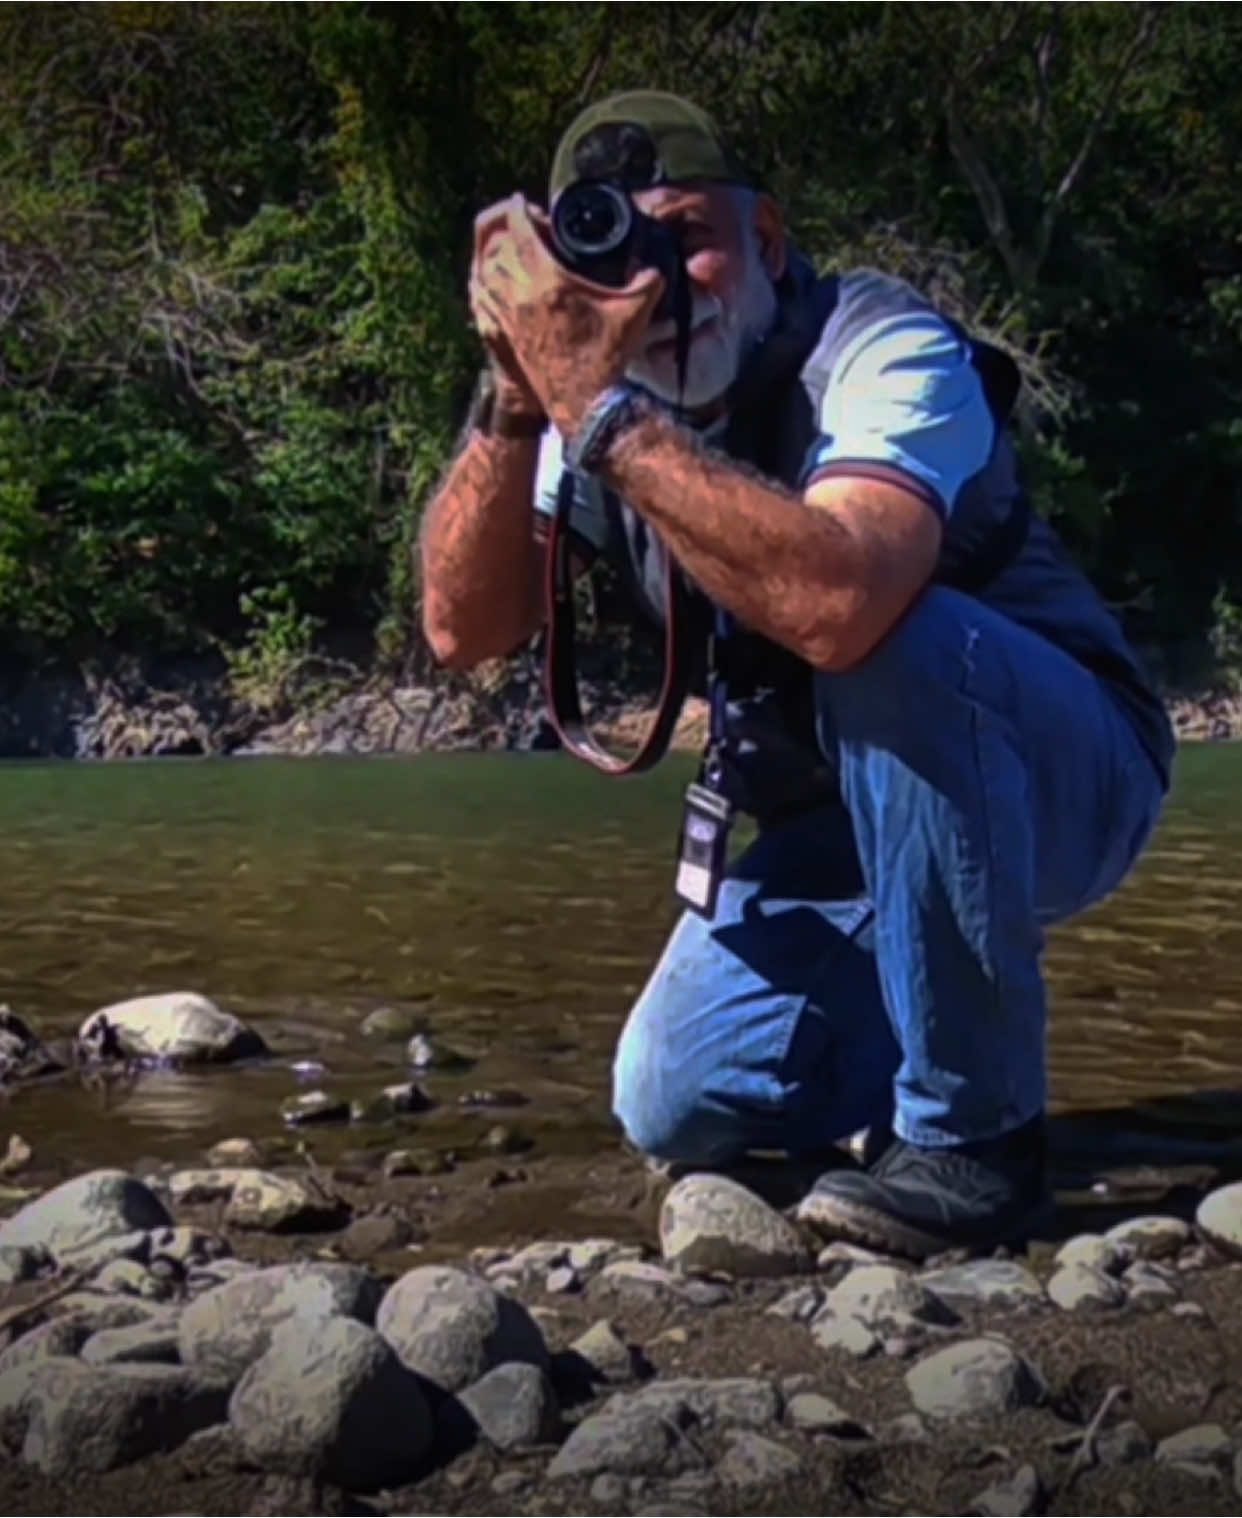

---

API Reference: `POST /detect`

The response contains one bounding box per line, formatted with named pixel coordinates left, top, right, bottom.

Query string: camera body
left=550, top=178, right=683, bottom=327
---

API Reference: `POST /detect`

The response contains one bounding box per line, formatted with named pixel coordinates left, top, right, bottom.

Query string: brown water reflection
left=2, top=746, right=1242, bottom=1176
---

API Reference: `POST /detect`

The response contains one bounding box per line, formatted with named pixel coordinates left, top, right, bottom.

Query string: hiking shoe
left=795, top=1116, right=1052, bottom=1260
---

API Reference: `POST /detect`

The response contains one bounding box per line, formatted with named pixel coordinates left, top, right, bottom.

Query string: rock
left=225, top=1170, right=344, bottom=1231
left=0, top=1243, right=43, bottom=1286
left=205, top=1137, right=265, bottom=1168
left=338, top=1211, right=416, bottom=1261
left=658, top=1174, right=812, bottom=1278
left=918, top=1259, right=1047, bottom=1313
left=350, top=1082, right=433, bottom=1123
left=22, top=1360, right=228, bottom=1474
left=621, top=1376, right=782, bottom=1430
left=56, top=1228, right=150, bottom=1276
left=81, top=1321, right=181, bottom=1365
left=381, top=1148, right=439, bottom=1178
left=966, top=1463, right=1044, bottom=1516
left=168, top=1169, right=239, bottom=1207
left=175, top=1421, right=245, bottom=1477
left=589, top=1473, right=630, bottom=1507
left=809, top=1311, right=879, bottom=1358
left=906, top=1338, right=1044, bottom=1420
left=816, top=1241, right=892, bottom=1271
left=0, top=1133, right=32, bottom=1175
left=1053, top=1234, right=1128, bottom=1276
left=1047, top=1263, right=1125, bottom=1311
left=822, top=1264, right=957, bottom=1332
left=406, top=1033, right=471, bottom=1070
left=595, top=1258, right=730, bottom=1306
left=147, top=1225, right=230, bottom=1269
left=479, top=1123, right=531, bottom=1154
left=546, top=1264, right=579, bottom=1294
left=0, top=1317, right=93, bottom=1375
left=458, top=1361, right=560, bottom=1450
left=94, top=1256, right=171, bottom=1298
left=768, top=1285, right=825, bottom=1322
left=1155, top=1423, right=1234, bottom=1468
left=375, top=1265, right=548, bottom=1394
left=877, top=1412, right=930, bottom=1443
left=280, top=1089, right=350, bottom=1126
left=178, top=1261, right=383, bottom=1384
left=1196, top=1185, right=1242, bottom=1257
left=0, top=1170, right=171, bottom=1261
left=785, top=1392, right=869, bottom=1437
left=44, top=1296, right=173, bottom=1334
left=229, top=1316, right=432, bottom=1490
left=458, top=1087, right=528, bottom=1109
left=491, top=1469, right=531, bottom=1497
left=1106, top=1214, right=1192, bottom=1260
left=1096, top=1419, right=1153, bottom=1465
left=360, top=1005, right=429, bottom=1041
left=1123, top=1260, right=1180, bottom=1309
left=716, top=1430, right=803, bottom=1491
left=1172, top=1300, right=1207, bottom=1319
left=0, top=1007, right=62, bottom=1081
left=76, top=992, right=266, bottom=1064
left=567, top=1318, right=644, bottom=1385
left=546, top=1405, right=691, bottom=1480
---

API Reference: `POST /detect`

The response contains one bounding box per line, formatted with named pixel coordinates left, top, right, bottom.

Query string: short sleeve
left=802, top=301, right=997, bottom=517
left=533, top=427, right=611, bottom=552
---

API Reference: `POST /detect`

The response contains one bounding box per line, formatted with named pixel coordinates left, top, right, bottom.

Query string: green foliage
left=0, top=1, right=1240, bottom=680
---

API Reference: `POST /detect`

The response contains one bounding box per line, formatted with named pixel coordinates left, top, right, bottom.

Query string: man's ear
left=753, top=193, right=788, bottom=282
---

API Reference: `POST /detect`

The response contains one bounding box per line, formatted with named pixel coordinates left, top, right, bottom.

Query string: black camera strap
left=541, top=467, right=696, bottom=774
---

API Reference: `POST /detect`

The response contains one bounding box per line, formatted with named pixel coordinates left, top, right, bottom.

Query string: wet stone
left=77, top=992, right=266, bottom=1065
left=458, top=1087, right=528, bottom=1109
left=280, top=1089, right=350, bottom=1126
left=360, top=1005, right=429, bottom=1041
left=406, top=1033, right=472, bottom=1070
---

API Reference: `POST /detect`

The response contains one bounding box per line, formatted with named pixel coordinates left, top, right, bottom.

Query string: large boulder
left=376, top=1266, right=548, bottom=1393
left=0, top=1170, right=171, bottom=1261
left=228, top=1317, right=432, bottom=1490
left=178, top=1262, right=384, bottom=1384
left=76, top=992, right=267, bottom=1065
left=21, top=1360, right=227, bottom=1475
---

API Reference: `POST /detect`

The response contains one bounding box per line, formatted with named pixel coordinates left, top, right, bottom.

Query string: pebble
left=716, top=1430, right=803, bottom=1490
left=545, top=1265, right=579, bottom=1294
left=595, top=1259, right=730, bottom=1307
left=905, top=1338, right=1045, bottom=1420
left=809, top=1311, right=879, bottom=1358
left=966, top=1462, right=1044, bottom=1516
left=225, top=1171, right=343, bottom=1232
left=1106, top=1214, right=1193, bottom=1260
left=360, top=1005, right=429, bottom=1041
left=1053, top=1233, right=1128, bottom=1276
left=1155, top=1422, right=1234, bottom=1468
left=918, top=1259, right=1046, bottom=1313
left=338, top=1211, right=416, bottom=1261
left=767, top=1284, right=825, bottom=1322
left=1096, top=1419, right=1153, bottom=1465
left=658, top=1174, right=812, bottom=1278
left=279, top=1089, right=350, bottom=1126
left=1046, top=1263, right=1126, bottom=1311
left=568, top=1319, right=643, bottom=1385
left=1123, top=1259, right=1180, bottom=1309
left=204, top=1137, right=265, bottom=1168
left=406, top=1033, right=471, bottom=1070
left=785, top=1392, right=869, bottom=1437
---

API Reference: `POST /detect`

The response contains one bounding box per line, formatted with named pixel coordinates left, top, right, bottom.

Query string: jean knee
left=611, top=1033, right=737, bottom=1165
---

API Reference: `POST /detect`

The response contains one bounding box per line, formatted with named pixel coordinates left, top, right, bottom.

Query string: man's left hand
left=472, top=195, right=664, bottom=439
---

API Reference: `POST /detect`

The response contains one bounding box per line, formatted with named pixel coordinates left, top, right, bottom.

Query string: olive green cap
left=548, top=90, right=751, bottom=201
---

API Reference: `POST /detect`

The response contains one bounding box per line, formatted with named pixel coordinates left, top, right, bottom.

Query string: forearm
left=601, top=410, right=868, bottom=670
left=419, top=430, right=544, bottom=669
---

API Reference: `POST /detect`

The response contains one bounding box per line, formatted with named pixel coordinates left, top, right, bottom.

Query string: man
left=419, top=92, right=1174, bottom=1259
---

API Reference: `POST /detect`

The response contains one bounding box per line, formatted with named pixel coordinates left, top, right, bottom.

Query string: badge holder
left=675, top=781, right=734, bottom=919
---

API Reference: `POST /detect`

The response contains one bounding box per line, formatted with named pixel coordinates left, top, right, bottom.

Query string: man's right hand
left=470, top=199, right=545, bottom=419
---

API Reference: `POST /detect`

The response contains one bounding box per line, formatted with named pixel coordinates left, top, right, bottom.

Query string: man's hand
left=471, top=194, right=664, bottom=438
left=469, top=200, right=544, bottom=416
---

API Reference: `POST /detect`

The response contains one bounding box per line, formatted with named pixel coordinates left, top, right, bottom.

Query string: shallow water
left=2, top=744, right=1242, bottom=1174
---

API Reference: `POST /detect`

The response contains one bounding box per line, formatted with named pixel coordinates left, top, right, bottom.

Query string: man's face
left=624, top=182, right=781, bottom=413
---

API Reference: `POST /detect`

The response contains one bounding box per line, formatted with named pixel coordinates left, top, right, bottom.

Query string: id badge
left=675, top=782, right=734, bottom=919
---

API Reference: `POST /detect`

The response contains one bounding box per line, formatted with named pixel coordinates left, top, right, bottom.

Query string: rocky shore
left=0, top=648, right=1232, bottom=760
left=3, top=997, right=1242, bottom=1515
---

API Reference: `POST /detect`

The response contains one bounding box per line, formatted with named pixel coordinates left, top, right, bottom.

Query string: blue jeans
left=612, top=587, right=1167, bottom=1160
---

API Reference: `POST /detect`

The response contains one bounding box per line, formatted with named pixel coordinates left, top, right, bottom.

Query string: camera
left=551, top=178, right=685, bottom=328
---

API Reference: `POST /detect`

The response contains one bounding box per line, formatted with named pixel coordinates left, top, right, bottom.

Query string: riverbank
left=0, top=650, right=1235, bottom=760
left=4, top=1129, right=1242, bottom=1516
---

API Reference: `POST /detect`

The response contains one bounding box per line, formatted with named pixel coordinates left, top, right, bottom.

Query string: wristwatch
left=565, top=383, right=651, bottom=475
left=468, top=370, right=546, bottom=440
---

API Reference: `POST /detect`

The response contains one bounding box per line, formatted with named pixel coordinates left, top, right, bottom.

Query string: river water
left=3, top=745, right=1242, bottom=1176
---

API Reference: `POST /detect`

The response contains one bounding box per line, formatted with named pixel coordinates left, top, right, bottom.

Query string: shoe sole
left=795, top=1191, right=1054, bottom=1263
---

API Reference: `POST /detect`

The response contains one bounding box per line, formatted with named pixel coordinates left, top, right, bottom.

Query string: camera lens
left=553, top=180, right=632, bottom=260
